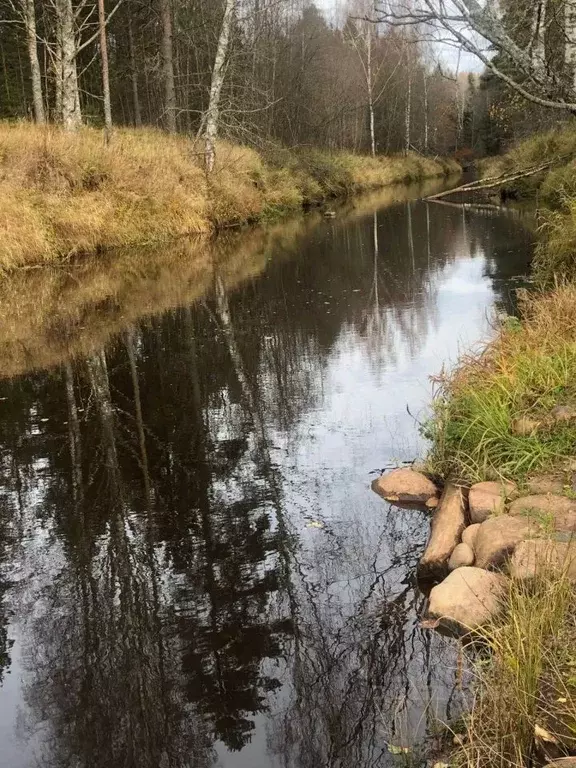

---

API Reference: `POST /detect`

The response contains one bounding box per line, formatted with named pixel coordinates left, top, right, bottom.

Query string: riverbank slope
left=0, top=122, right=459, bottom=271
left=426, top=131, right=576, bottom=767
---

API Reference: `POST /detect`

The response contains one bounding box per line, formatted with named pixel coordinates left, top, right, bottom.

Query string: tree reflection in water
left=0, top=196, right=533, bottom=768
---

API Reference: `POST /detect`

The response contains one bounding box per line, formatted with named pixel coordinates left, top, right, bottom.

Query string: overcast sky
left=315, top=0, right=484, bottom=73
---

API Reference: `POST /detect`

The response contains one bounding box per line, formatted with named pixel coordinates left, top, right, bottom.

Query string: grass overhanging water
left=0, top=121, right=459, bottom=271
left=431, top=130, right=576, bottom=768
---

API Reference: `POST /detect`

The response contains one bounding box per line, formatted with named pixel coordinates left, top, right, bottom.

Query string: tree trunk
left=159, top=0, right=176, bottom=133
left=566, top=0, right=576, bottom=95
left=56, top=0, right=81, bottom=129
left=128, top=15, right=142, bottom=127
left=530, top=1, right=546, bottom=67
left=404, top=71, right=411, bottom=155
left=54, top=28, right=63, bottom=121
left=98, top=0, right=113, bottom=139
left=23, top=0, right=45, bottom=123
left=423, top=69, right=429, bottom=153
left=366, top=28, right=375, bottom=157
left=204, top=0, right=235, bottom=172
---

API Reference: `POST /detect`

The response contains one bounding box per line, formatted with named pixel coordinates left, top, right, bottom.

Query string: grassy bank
left=427, top=285, right=576, bottom=484
left=0, top=122, right=459, bottom=270
left=426, top=283, right=576, bottom=766
left=479, top=127, right=576, bottom=284
left=429, top=129, right=576, bottom=767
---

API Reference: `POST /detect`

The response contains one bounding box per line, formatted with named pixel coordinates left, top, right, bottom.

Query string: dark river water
left=0, top=186, right=533, bottom=768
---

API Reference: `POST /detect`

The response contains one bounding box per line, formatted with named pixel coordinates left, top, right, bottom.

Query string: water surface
left=0, top=189, right=533, bottom=768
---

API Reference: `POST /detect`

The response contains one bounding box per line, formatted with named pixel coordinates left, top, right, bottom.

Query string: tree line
left=0, top=0, right=471, bottom=158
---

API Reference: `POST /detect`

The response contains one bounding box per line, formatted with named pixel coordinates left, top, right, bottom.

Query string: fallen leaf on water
left=305, top=521, right=324, bottom=529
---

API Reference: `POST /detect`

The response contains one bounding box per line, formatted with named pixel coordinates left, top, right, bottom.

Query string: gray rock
left=426, top=567, right=509, bottom=633
left=468, top=480, right=516, bottom=524
left=448, top=542, right=475, bottom=570
left=371, top=468, right=439, bottom=509
left=418, top=483, right=466, bottom=581
left=508, top=494, right=576, bottom=533
left=474, top=515, right=540, bottom=570
left=527, top=474, right=566, bottom=496
left=462, top=523, right=481, bottom=550
left=510, top=539, right=576, bottom=580
left=550, top=405, right=576, bottom=424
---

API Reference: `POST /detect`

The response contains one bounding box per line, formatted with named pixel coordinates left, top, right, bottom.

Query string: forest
left=0, top=0, right=494, bottom=158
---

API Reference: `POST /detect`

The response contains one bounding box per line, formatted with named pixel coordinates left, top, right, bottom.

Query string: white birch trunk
left=423, top=69, right=429, bottom=153
left=365, top=27, right=375, bottom=157
left=204, top=0, right=235, bottom=173
left=23, top=0, right=45, bottom=123
left=404, top=71, right=411, bottom=156
left=56, top=0, right=81, bottom=129
left=530, top=1, right=546, bottom=67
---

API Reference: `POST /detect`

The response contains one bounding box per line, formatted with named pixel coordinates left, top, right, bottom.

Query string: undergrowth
left=455, top=573, right=576, bottom=768
left=425, top=285, right=576, bottom=483
left=478, top=126, right=576, bottom=284
left=0, top=121, right=459, bottom=269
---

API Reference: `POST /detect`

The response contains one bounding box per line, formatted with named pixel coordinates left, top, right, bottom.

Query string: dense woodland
left=2, top=0, right=576, bottom=162
left=0, top=0, right=497, bottom=158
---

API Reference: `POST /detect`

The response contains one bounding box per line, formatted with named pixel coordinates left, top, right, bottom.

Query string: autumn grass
left=0, top=121, right=459, bottom=270
left=425, top=285, right=576, bottom=484
left=454, top=572, right=576, bottom=768
left=478, top=126, right=576, bottom=284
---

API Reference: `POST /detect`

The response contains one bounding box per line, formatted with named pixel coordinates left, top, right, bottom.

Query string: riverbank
left=0, top=122, right=459, bottom=271
left=418, top=132, right=576, bottom=767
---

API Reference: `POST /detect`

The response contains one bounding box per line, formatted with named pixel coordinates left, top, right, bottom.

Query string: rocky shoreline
left=373, top=466, right=576, bottom=635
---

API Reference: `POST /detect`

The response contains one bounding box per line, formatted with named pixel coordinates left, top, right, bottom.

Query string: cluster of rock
left=372, top=468, right=576, bottom=634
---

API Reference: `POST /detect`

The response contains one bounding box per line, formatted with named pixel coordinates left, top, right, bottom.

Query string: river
left=0, top=183, right=533, bottom=768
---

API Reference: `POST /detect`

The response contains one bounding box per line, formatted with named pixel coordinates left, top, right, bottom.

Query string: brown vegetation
left=0, top=122, right=459, bottom=270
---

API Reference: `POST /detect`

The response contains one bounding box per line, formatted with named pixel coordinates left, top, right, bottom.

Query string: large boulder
left=474, top=515, right=540, bottom=570
left=527, top=474, right=566, bottom=496
left=426, top=567, right=508, bottom=633
left=371, top=468, right=439, bottom=509
left=508, top=494, right=576, bottom=534
left=510, top=539, right=576, bottom=580
left=418, top=483, right=466, bottom=581
left=462, top=523, right=481, bottom=550
left=468, top=480, right=516, bottom=524
left=448, top=542, right=475, bottom=570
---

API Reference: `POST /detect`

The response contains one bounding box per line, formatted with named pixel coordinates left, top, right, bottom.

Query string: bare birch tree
left=55, top=0, right=81, bottom=129
left=204, top=0, right=235, bottom=172
left=376, top=0, right=576, bottom=111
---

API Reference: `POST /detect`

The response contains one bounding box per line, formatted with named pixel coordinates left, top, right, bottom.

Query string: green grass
left=426, top=287, right=576, bottom=484
left=454, top=573, right=576, bottom=768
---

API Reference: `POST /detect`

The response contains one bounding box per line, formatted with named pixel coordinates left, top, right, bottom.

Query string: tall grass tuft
left=456, top=572, right=576, bottom=768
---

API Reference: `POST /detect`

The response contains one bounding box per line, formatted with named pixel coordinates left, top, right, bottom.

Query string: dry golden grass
left=0, top=121, right=459, bottom=269
left=0, top=211, right=324, bottom=378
